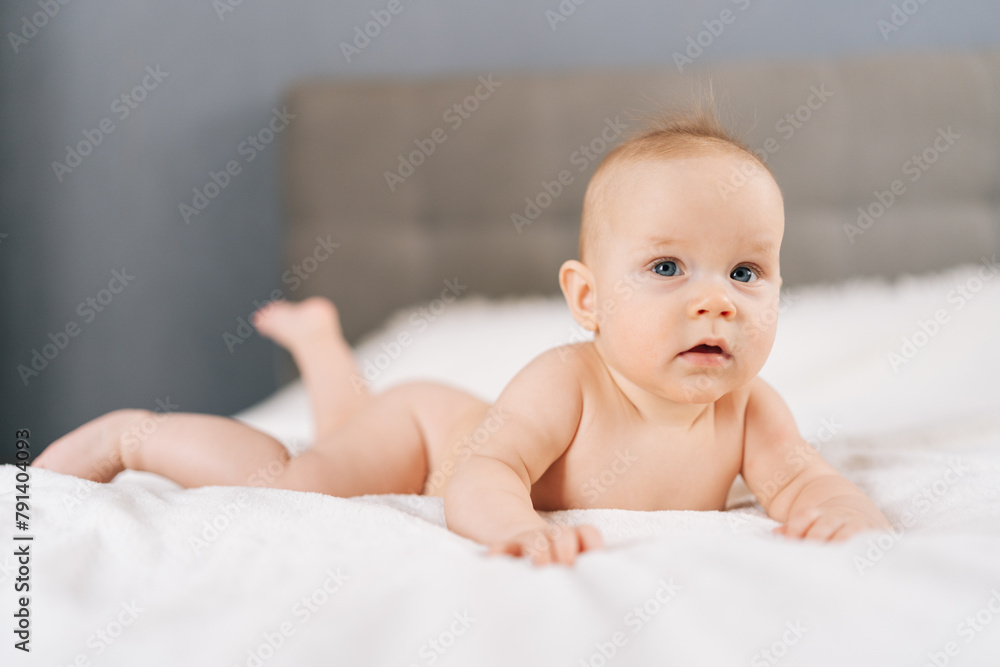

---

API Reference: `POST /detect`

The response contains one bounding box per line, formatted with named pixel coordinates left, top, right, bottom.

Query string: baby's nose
left=687, top=286, right=736, bottom=319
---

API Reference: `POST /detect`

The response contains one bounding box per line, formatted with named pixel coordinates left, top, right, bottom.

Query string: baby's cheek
left=732, top=328, right=775, bottom=379
left=612, top=306, right=669, bottom=353
left=741, top=303, right=780, bottom=348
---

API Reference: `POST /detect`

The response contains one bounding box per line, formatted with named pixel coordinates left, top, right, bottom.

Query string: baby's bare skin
left=34, top=145, right=891, bottom=568
left=441, top=149, right=892, bottom=564
left=428, top=342, right=747, bottom=512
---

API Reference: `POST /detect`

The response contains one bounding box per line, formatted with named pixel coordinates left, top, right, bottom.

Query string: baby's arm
left=741, top=378, right=892, bottom=540
left=444, top=347, right=602, bottom=566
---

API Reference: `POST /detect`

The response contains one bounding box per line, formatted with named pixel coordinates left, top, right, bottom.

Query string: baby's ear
left=559, top=260, right=598, bottom=332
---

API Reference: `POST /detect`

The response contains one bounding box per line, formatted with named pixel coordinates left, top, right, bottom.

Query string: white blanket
left=3, top=262, right=1000, bottom=666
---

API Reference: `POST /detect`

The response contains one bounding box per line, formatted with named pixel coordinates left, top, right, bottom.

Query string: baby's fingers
left=802, top=515, right=847, bottom=542
left=529, top=539, right=555, bottom=566
left=546, top=529, right=577, bottom=565
left=577, top=525, right=604, bottom=553
left=489, top=525, right=604, bottom=566
left=489, top=537, right=550, bottom=565
left=550, top=525, right=605, bottom=564
left=830, top=518, right=888, bottom=542
left=779, top=508, right=822, bottom=539
left=487, top=541, right=519, bottom=558
left=517, top=532, right=556, bottom=566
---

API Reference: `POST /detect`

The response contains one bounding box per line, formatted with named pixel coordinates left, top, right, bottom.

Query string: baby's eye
left=653, top=260, right=681, bottom=277
left=730, top=266, right=758, bottom=283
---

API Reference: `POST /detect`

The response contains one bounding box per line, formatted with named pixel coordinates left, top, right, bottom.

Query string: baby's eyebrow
left=640, top=237, right=777, bottom=257
left=746, top=238, right=779, bottom=257
left=642, top=238, right=681, bottom=250
left=633, top=238, right=681, bottom=259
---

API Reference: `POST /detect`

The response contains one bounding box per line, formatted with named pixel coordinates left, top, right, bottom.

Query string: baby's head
left=559, top=101, right=785, bottom=405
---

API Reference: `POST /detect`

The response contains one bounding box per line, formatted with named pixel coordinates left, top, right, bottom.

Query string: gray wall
left=3, top=0, right=999, bottom=462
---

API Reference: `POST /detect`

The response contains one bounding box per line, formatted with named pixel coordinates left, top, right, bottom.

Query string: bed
left=4, top=50, right=1000, bottom=665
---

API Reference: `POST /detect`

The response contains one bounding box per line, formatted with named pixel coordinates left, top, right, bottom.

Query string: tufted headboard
left=280, top=50, right=1000, bottom=344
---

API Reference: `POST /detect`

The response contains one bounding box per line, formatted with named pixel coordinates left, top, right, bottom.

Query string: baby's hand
left=773, top=496, right=892, bottom=542
left=488, top=524, right=604, bottom=566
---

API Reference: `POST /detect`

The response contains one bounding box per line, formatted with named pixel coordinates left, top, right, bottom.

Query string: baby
left=34, top=104, right=891, bottom=566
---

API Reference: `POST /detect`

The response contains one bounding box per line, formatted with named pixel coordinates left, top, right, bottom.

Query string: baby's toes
left=251, top=300, right=286, bottom=330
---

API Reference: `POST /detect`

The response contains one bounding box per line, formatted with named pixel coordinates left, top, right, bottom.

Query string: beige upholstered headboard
left=280, top=50, right=1000, bottom=344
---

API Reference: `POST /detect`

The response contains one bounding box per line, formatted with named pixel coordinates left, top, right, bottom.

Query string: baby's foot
left=253, top=297, right=344, bottom=352
left=31, top=410, right=135, bottom=482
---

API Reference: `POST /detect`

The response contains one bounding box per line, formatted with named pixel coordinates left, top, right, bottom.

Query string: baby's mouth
left=687, top=344, right=725, bottom=355
left=678, top=341, right=732, bottom=367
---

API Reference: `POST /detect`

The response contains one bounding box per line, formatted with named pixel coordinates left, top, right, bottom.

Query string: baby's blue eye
left=731, top=266, right=758, bottom=283
left=653, top=260, right=680, bottom=277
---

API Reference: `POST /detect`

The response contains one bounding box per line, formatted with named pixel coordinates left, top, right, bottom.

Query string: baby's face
left=587, top=151, right=785, bottom=404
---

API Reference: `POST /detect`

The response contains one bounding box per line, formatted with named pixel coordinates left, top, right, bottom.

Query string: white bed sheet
left=3, top=262, right=1000, bottom=666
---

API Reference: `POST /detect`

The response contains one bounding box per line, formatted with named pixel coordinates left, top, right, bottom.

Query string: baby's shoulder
left=520, top=342, right=607, bottom=397
left=537, top=341, right=604, bottom=380
left=727, top=376, right=798, bottom=436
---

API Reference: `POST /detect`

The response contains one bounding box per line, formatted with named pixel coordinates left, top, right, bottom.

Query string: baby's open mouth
left=678, top=341, right=732, bottom=366
left=686, top=344, right=724, bottom=355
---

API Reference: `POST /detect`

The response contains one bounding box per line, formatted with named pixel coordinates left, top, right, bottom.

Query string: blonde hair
left=578, top=90, right=774, bottom=266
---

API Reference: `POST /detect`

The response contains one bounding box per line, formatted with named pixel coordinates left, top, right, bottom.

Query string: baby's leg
left=33, top=386, right=431, bottom=495
left=253, top=298, right=371, bottom=439
left=33, top=409, right=293, bottom=487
